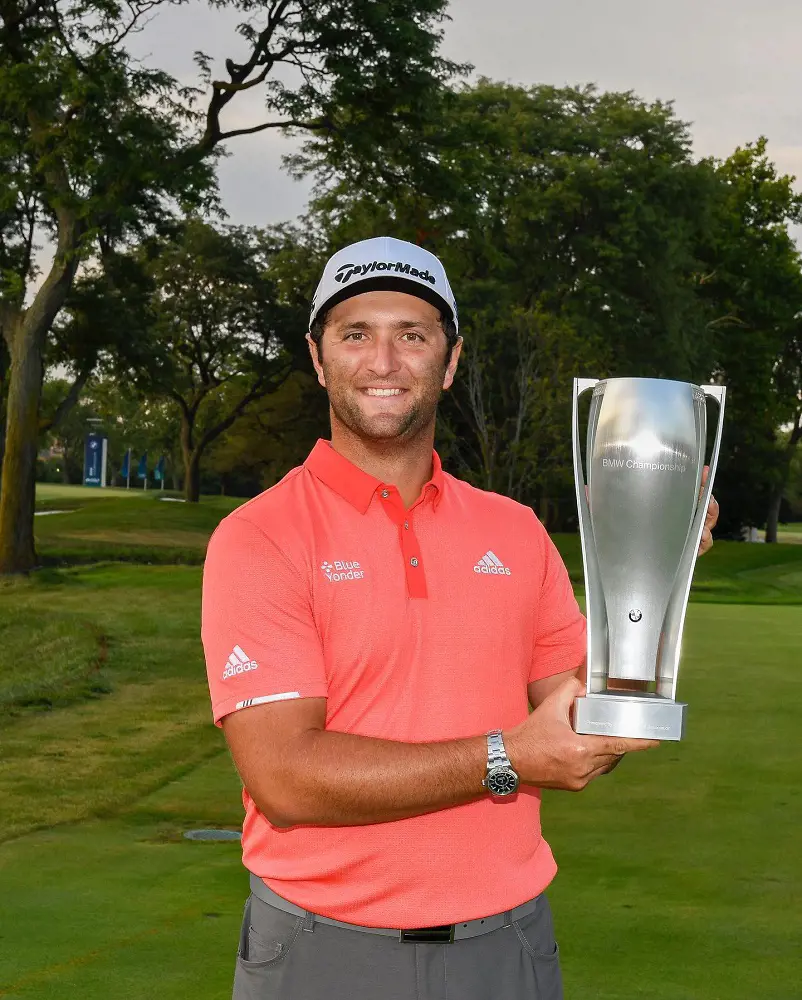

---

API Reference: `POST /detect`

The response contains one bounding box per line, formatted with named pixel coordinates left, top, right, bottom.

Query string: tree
left=698, top=139, right=802, bottom=538
left=203, top=369, right=327, bottom=495
left=118, top=219, right=305, bottom=501
left=0, top=0, right=463, bottom=573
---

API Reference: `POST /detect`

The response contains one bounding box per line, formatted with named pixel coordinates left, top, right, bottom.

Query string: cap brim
left=311, top=276, right=456, bottom=328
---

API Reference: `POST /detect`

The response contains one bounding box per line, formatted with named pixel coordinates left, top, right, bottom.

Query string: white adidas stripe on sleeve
left=235, top=692, right=301, bottom=711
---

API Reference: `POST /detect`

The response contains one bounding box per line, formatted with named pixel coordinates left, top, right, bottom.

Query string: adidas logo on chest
left=473, top=550, right=511, bottom=576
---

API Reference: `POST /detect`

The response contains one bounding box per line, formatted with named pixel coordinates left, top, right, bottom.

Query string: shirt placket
left=377, top=485, right=429, bottom=599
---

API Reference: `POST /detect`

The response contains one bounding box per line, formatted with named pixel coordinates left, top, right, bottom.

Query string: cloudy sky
left=132, top=0, right=802, bottom=227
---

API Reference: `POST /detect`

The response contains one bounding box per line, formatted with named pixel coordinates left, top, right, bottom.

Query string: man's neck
left=329, top=423, right=435, bottom=509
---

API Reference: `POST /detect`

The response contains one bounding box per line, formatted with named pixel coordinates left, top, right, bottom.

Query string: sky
left=128, top=0, right=802, bottom=229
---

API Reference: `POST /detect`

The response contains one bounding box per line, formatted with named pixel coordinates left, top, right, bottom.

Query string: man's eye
left=402, top=332, right=424, bottom=342
left=344, top=331, right=365, bottom=341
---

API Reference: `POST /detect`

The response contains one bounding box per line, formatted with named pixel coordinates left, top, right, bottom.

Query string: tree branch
left=39, top=364, right=93, bottom=433
left=216, top=117, right=331, bottom=142
left=195, top=361, right=292, bottom=455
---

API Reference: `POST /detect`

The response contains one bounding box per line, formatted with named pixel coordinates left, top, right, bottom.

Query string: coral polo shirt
left=201, top=439, right=586, bottom=928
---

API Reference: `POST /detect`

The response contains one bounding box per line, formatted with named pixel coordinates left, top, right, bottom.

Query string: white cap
left=309, top=236, right=458, bottom=333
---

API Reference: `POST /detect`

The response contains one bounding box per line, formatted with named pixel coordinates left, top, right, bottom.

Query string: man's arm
left=222, top=678, right=657, bottom=829
left=528, top=659, right=586, bottom=710
left=223, top=697, right=488, bottom=828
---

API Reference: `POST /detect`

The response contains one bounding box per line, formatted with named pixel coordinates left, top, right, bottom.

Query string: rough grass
left=33, top=491, right=244, bottom=566
left=0, top=608, right=110, bottom=716
left=0, top=565, right=221, bottom=843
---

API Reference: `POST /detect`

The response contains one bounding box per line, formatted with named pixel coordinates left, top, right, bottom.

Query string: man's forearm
left=267, top=729, right=489, bottom=828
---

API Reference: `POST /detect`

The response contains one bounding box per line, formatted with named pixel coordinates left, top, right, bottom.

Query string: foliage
left=39, top=375, right=183, bottom=487
left=109, top=218, right=303, bottom=500
left=0, top=0, right=463, bottom=569
left=203, top=369, right=328, bottom=495
left=698, top=139, right=802, bottom=535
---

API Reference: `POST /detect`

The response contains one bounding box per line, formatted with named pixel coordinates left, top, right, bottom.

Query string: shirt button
left=410, top=557, right=419, bottom=567
left=381, top=490, right=389, bottom=498
left=404, top=520, right=409, bottom=530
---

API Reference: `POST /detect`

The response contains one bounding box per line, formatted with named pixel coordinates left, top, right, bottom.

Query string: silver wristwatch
left=482, top=729, right=520, bottom=797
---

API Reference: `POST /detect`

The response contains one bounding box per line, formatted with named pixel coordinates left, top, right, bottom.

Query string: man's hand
left=698, top=465, right=719, bottom=556
left=505, top=676, right=659, bottom=791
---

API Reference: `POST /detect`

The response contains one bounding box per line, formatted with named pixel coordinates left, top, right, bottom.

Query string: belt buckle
left=399, top=925, right=455, bottom=943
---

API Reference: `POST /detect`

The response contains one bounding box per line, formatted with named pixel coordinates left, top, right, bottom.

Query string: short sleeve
left=529, top=520, right=587, bottom=682
left=201, top=514, right=328, bottom=727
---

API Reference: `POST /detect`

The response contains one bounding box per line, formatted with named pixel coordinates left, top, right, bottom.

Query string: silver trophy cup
left=572, top=377, right=726, bottom=741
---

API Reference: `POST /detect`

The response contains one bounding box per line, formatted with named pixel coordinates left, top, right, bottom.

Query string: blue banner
left=120, top=448, right=130, bottom=479
left=154, top=456, right=165, bottom=482
left=83, top=434, right=106, bottom=487
left=137, top=452, right=147, bottom=480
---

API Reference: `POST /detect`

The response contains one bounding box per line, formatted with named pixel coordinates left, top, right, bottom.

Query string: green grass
left=549, top=603, right=802, bottom=999
left=552, top=531, right=802, bottom=604
left=33, top=490, right=245, bottom=566
left=29, top=484, right=802, bottom=602
left=0, top=607, right=110, bottom=716
left=0, top=484, right=799, bottom=998
left=0, top=573, right=799, bottom=998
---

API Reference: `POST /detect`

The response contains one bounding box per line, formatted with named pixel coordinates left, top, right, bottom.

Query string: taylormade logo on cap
left=334, top=260, right=437, bottom=286
left=310, top=236, right=458, bottom=332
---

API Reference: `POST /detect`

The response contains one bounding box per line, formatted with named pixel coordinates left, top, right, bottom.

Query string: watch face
left=487, top=767, right=519, bottom=795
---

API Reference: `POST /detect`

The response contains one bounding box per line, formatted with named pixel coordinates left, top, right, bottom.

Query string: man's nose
left=366, top=337, right=401, bottom=377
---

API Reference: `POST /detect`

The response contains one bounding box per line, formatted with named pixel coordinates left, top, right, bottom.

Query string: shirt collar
left=305, top=440, right=444, bottom=514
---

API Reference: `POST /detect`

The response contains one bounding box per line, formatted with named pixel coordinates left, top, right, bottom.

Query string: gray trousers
left=232, top=891, right=563, bottom=1000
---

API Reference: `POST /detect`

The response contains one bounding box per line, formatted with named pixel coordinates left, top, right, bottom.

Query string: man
left=201, top=236, right=718, bottom=1000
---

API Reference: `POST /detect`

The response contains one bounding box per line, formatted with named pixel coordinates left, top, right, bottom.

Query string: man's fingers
left=705, top=494, right=719, bottom=527
left=605, top=737, right=659, bottom=755
left=697, top=465, right=719, bottom=556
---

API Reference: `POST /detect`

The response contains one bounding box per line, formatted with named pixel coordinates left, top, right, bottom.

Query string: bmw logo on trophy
left=571, top=377, right=726, bottom=741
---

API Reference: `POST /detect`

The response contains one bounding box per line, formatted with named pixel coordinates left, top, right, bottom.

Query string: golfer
left=201, top=236, right=718, bottom=1000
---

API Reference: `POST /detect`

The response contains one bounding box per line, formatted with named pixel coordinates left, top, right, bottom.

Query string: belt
left=248, top=872, right=541, bottom=943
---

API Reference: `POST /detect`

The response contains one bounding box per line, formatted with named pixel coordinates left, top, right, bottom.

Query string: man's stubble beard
left=322, top=364, right=444, bottom=444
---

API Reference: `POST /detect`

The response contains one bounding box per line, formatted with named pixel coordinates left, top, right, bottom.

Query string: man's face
left=307, top=290, right=461, bottom=443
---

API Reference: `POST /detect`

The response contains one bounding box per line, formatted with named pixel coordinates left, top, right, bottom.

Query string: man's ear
left=443, top=336, right=463, bottom=391
left=306, top=332, right=326, bottom=388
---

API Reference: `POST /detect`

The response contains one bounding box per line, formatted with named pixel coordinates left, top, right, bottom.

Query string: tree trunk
left=0, top=315, right=45, bottom=572
left=765, top=412, right=802, bottom=544
left=0, top=416, right=5, bottom=496
left=0, top=195, right=83, bottom=573
left=185, top=450, right=201, bottom=503
left=180, top=407, right=201, bottom=502
left=765, top=487, right=782, bottom=543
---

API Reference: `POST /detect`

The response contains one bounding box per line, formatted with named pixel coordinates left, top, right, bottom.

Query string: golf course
left=1, top=484, right=800, bottom=999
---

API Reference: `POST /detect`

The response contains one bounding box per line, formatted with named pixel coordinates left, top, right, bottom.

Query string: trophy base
left=574, top=693, right=687, bottom=741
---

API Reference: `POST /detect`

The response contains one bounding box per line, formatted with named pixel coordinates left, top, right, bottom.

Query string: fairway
left=0, top=491, right=800, bottom=999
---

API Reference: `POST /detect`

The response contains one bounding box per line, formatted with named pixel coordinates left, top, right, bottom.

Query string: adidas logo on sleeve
left=223, top=645, right=259, bottom=679
left=473, top=551, right=512, bottom=576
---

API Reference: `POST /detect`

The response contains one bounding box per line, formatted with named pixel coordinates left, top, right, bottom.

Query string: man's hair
left=309, top=308, right=459, bottom=363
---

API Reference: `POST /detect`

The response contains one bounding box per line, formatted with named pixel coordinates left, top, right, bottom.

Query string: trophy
left=572, top=377, right=726, bottom=741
